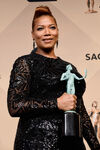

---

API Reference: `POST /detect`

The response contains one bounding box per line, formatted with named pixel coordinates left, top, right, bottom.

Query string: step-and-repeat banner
left=0, top=0, right=100, bottom=149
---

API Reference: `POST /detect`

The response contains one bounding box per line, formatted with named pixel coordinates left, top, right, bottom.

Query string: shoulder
left=11, top=53, right=33, bottom=72
left=14, top=54, right=30, bottom=64
left=59, top=57, right=77, bottom=72
left=13, top=53, right=32, bottom=67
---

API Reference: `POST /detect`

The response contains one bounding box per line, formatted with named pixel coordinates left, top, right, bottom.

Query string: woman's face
left=32, top=15, right=59, bottom=50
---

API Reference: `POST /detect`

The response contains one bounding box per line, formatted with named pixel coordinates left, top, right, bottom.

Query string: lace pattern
left=7, top=51, right=100, bottom=150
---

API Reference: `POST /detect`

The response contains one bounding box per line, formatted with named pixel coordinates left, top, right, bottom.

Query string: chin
left=43, top=48, right=53, bottom=53
left=41, top=46, right=54, bottom=53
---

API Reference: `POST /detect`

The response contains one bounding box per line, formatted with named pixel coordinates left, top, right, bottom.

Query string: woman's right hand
left=57, top=92, right=77, bottom=111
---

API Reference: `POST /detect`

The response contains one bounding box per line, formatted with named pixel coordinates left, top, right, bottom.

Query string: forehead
left=34, top=15, right=56, bottom=26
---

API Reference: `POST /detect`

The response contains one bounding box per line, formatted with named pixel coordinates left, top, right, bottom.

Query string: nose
left=44, top=28, right=51, bottom=36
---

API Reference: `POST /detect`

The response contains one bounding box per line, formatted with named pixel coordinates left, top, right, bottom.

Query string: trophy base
left=63, top=111, right=82, bottom=137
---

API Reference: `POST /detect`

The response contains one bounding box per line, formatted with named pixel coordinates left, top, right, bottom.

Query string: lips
left=42, top=38, right=53, bottom=43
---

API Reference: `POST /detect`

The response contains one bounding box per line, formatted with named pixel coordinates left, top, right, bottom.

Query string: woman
left=7, top=6, right=100, bottom=150
left=89, top=101, right=100, bottom=139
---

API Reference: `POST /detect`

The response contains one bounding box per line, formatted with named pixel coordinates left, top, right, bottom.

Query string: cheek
left=54, top=33, right=58, bottom=41
left=35, top=35, right=41, bottom=40
left=33, top=32, right=42, bottom=40
left=53, top=30, right=59, bottom=38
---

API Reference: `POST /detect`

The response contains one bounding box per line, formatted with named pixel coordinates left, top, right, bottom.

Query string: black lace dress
left=7, top=50, right=100, bottom=150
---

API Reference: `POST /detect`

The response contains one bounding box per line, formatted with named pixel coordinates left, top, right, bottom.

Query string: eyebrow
left=37, top=24, right=56, bottom=27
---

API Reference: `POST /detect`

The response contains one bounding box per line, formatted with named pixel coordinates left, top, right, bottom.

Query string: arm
left=74, top=74, right=84, bottom=80
left=60, top=72, right=68, bottom=81
left=74, top=69, right=87, bottom=80
left=79, top=98, right=100, bottom=150
left=7, top=57, right=58, bottom=117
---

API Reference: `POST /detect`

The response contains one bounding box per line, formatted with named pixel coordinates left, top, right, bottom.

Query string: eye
left=37, top=27, right=44, bottom=31
left=50, top=26, right=56, bottom=30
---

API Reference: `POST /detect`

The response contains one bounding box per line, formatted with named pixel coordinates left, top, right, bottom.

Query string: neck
left=67, top=70, right=71, bottom=73
left=36, top=47, right=57, bottom=59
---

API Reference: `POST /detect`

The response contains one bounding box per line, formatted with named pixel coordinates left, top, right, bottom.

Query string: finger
left=73, top=95, right=77, bottom=99
left=71, top=95, right=77, bottom=102
left=69, top=94, right=77, bottom=100
left=74, top=104, right=76, bottom=108
left=73, top=103, right=77, bottom=110
left=74, top=99, right=77, bottom=104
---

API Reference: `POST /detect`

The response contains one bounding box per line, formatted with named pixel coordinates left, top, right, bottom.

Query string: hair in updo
left=32, top=6, right=57, bottom=32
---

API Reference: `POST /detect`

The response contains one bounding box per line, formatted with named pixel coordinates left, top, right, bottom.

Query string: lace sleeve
left=79, top=98, right=100, bottom=150
left=7, top=57, right=58, bottom=117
